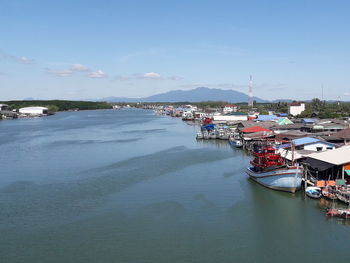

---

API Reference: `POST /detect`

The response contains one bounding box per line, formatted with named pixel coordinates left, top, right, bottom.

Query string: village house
left=288, top=102, right=305, bottom=116
left=222, top=104, right=238, bottom=114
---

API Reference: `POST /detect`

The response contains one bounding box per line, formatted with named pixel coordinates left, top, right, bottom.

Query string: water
left=0, top=109, right=349, bottom=263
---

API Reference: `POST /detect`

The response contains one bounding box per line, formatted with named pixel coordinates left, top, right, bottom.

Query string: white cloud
left=344, top=92, right=350, bottom=96
left=71, top=63, right=90, bottom=72
left=143, top=72, right=161, bottom=79
left=88, top=70, right=107, bottom=78
left=18, top=56, right=35, bottom=64
left=0, top=50, right=35, bottom=64
left=47, top=69, right=73, bottom=77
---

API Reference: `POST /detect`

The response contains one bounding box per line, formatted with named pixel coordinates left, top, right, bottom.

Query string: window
left=316, top=147, right=323, bottom=151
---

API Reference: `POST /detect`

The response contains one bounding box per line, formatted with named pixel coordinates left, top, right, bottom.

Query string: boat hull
left=229, top=139, right=243, bottom=148
left=246, top=167, right=303, bottom=193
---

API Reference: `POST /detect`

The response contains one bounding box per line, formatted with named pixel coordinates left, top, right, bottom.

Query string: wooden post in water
left=304, top=165, right=308, bottom=189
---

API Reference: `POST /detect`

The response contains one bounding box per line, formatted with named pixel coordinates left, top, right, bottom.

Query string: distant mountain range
left=99, top=87, right=269, bottom=103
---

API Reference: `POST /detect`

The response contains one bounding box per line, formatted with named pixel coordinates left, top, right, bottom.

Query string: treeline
left=134, top=99, right=350, bottom=118
left=298, top=99, right=350, bottom=118
left=1, top=100, right=112, bottom=112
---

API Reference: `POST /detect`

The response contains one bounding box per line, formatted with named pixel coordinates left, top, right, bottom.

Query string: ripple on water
left=0, top=146, right=232, bottom=231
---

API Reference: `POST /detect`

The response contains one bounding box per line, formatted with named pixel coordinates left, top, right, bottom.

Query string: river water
left=0, top=109, right=349, bottom=263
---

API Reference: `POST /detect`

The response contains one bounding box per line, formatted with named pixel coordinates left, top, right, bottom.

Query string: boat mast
left=291, top=141, right=295, bottom=166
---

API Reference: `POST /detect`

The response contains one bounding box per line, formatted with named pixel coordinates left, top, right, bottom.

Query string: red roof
left=241, top=126, right=272, bottom=133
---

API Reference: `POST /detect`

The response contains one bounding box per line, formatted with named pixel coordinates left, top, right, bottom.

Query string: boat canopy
left=202, top=124, right=216, bottom=130
left=303, top=157, right=334, bottom=171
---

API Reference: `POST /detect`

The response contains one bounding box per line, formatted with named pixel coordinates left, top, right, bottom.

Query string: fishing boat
left=229, top=137, right=243, bottom=148
left=336, top=186, right=350, bottom=204
left=246, top=143, right=303, bottom=193
left=322, top=185, right=337, bottom=200
left=209, top=132, right=217, bottom=139
left=327, top=208, right=350, bottom=219
left=196, top=132, right=203, bottom=140
left=305, top=187, right=322, bottom=199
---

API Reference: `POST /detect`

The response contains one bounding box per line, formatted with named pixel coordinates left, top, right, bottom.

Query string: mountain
left=100, top=87, right=268, bottom=103
left=272, top=99, right=294, bottom=103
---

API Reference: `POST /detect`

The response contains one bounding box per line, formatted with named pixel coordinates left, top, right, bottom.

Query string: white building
left=288, top=102, right=305, bottom=116
left=213, top=114, right=248, bottom=122
left=19, top=107, right=49, bottom=116
left=0, top=104, right=8, bottom=111
left=223, top=105, right=237, bottom=114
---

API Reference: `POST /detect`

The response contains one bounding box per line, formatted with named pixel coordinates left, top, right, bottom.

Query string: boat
left=336, top=186, right=350, bottom=204
left=246, top=143, right=303, bottom=193
left=322, top=185, right=337, bottom=200
left=196, top=132, right=203, bottom=140
left=228, top=137, right=243, bottom=148
left=327, top=208, right=350, bottom=219
left=209, top=132, right=217, bottom=139
left=182, top=111, right=194, bottom=121
left=305, top=187, right=322, bottom=199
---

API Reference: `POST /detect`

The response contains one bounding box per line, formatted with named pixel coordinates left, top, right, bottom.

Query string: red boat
left=327, top=208, right=350, bottom=219
left=322, top=186, right=337, bottom=200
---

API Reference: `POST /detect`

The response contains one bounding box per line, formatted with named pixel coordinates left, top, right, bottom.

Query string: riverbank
left=154, top=105, right=350, bottom=220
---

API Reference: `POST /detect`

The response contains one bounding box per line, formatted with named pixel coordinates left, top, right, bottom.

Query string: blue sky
left=1, top=0, right=350, bottom=101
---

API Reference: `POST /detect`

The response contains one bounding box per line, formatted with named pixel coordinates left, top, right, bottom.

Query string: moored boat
left=327, top=208, right=350, bottom=219
left=229, top=137, right=243, bottom=148
left=336, top=186, right=350, bottom=204
left=322, top=185, right=337, bottom=200
left=196, top=132, right=203, bottom=140
left=246, top=143, right=303, bottom=193
left=305, top=187, right=322, bottom=199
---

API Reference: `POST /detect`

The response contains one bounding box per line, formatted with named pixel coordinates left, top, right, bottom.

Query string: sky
left=1, top=0, right=350, bottom=101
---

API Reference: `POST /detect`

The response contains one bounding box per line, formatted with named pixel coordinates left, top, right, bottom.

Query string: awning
left=345, top=170, right=350, bottom=176
left=336, top=179, right=346, bottom=186
left=303, top=157, right=334, bottom=172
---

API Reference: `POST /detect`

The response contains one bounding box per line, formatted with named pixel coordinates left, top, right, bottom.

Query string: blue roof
left=278, top=113, right=288, bottom=117
left=256, top=115, right=280, bottom=121
left=292, top=137, right=320, bottom=146
left=276, top=137, right=321, bottom=149
left=302, top=118, right=317, bottom=123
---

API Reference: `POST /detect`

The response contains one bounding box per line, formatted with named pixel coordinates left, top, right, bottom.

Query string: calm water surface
left=0, top=109, right=349, bottom=263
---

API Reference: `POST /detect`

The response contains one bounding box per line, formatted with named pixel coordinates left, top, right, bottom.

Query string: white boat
left=336, top=186, right=350, bottom=204
left=209, top=132, right=217, bottom=139
left=246, top=144, right=303, bottom=193
left=229, top=138, right=243, bottom=148
left=196, top=132, right=203, bottom=139
left=305, top=187, right=322, bottom=199
left=246, top=166, right=303, bottom=193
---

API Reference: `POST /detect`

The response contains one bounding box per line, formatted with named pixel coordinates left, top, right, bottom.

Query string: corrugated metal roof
left=256, top=115, right=280, bottom=121
left=333, top=128, right=350, bottom=140
left=293, top=137, right=320, bottom=146
left=277, top=149, right=314, bottom=161
left=275, top=137, right=331, bottom=149
left=303, top=118, right=318, bottom=123
left=307, top=145, right=350, bottom=165
left=241, top=126, right=271, bottom=133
